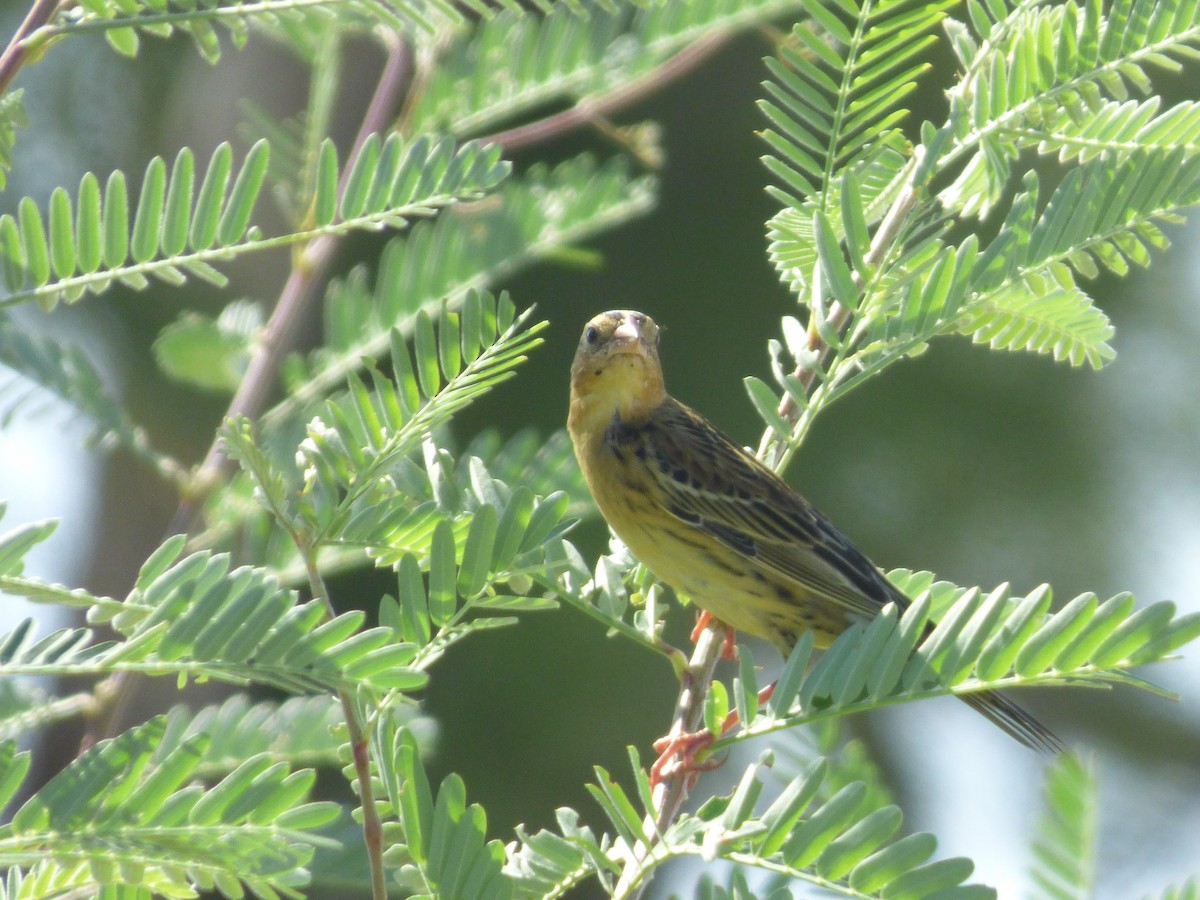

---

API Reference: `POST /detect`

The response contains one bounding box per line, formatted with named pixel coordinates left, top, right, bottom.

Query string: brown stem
left=168, top=31, right=412, bottom=537
left=758, top=152, right=925, bottom=467
left=483, top=33, right=730, bottom=153
left=613, top=623, right=723, bottom=899
left=342, top=694, right=388, bottom=900
left=82, top=33, right=414, bottom=751
left=0, top=0, right=61, bottom=97
left=304, top=553, right=389, bottom=900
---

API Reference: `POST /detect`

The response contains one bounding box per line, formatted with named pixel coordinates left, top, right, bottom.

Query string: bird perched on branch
left=567, top=309, right=1063, bottom=759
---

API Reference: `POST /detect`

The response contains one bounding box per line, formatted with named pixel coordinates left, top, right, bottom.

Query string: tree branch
left=168, top=30, right=412, bottom=537
left=0, top=0, right=61, bottom=97
left=482, top=33, right=730, bottom=153
left=614, top=624, right=724, bottom=900
left=83, top=31, right=413, bottom=750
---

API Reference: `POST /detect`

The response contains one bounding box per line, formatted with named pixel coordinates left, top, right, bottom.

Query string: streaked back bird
left=568, top=309, right=1063, bottom=755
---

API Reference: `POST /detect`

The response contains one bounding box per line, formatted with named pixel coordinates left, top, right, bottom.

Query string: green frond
left=459, top=428, right=590, bottom=517
left=0, top=717, right=338, bottom=898
left=505, top=806, right=615, bottom=897
left=597, top=751, right=992, bottom=898
left=1023, top=98, right=1200, bottom=163
left=1013, top=152, right=1200, bottom=281
left=268, top=155, right=654, bottom=426
left=765, top=133, right=910, bottom=295
left=0, top=313, right=184, bottom=474
left=0, top=860, right=132, bottom=899
left=371, top=492, right=569, bottom=668
left=546, top=531, right=677, bottom=658
left=289, top=293, right=546, bottom=539
left=371, top=723, right=514, bottom=898
left=824, top=147, right=1200, bottom=402
left=0, top=91, right=27, bottom=192
left=210, top=305, right=572, bottom=587
left=1028, top=756, right=1096, bottom=900
left=715, top=577, right=1200, bottom=749
left=941, top=0, right=1200, bottom=214
left=407, top=0, right=807, bottom=138
left=0, top=514, right=57, bottom=577
left=37, top=0, right=491, bottom=64
left=945, top=148, right=1200, bottom=367
left=0, top=135, right=509, bottom=312
left=759, top=0, right=948, bottom=209
left=162, top=694, right=349, bottom=779
left=0, top=537, right=428, bottom=694
left=954, top=278, right=1115, bottom=368
left=407, top=4, right=625, bottom=137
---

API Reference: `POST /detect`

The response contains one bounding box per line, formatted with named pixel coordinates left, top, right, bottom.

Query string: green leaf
left=1029, top=755, right=1095, bottom=900
left=17, top=197, right=49, bottom=290
left=0, top=519, right=58, bottom=576
left=191, top=142, right=233, bottom=251
left=814, top=209, right=859, bottom=309
left=313, top=138, right=339, bottom=226
left=48, top=188, right=76, bottom=280
left=217, top=139, right=270, bottom=245
left=6, top=717, right=335, bottom=897
left=153, top=306, right=256, bottom=392
left=130, top=155, right=166, bottom=263
left=782, top=781, right=867, bottom=868
left=850, top=832, right=938, bottom=893
left=428, top=518, right=457, bottom=627
left=757, top=758, right=826, bottom=856
left=458, top=502, right=498, bottom=598
left=881, top=856, right=977, bottom=899
left=161, top=147, right=195, bottom=257
left=339, top=133, right=380, bottom=220
left=744, top=376, right=789, bottom=437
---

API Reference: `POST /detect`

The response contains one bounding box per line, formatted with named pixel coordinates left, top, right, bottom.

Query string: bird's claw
left=649, top=681, right=779, bottom=790
left=649, top=729, right=724, bottom=790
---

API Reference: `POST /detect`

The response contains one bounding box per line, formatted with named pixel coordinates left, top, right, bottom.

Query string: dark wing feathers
left=631, top=398, right=908, bottom=620
left=606, top=397, right=1065, bottom=757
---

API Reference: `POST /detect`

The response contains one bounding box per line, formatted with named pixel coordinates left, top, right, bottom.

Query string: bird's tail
left=960, top=690, right=1065, bottom=755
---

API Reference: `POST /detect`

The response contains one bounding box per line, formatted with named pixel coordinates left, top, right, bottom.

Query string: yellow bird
left=568, top=309, right=1062, bottom=754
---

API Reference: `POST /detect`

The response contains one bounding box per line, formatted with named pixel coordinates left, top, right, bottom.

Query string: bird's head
left=569, top=309, right=666, bottom=430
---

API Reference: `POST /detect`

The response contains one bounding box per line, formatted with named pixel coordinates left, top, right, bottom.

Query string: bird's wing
left=624, top=398, right=907, bottom=620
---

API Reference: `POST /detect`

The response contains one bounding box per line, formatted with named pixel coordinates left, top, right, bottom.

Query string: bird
left=567, top=309, right=1064, bottom=757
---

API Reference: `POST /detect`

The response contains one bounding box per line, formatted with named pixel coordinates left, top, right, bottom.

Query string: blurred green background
left=1, top=8, right=1198, bottom=898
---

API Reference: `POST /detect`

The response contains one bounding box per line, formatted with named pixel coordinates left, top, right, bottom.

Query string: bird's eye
left=584, top=326, right=599, bottom=345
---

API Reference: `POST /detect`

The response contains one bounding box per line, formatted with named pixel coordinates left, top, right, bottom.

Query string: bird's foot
left=650, top=729, right=722, bottom=790
left=649, top=684, right=776, bottom=790
left=690, top=610, right=738, bottom=661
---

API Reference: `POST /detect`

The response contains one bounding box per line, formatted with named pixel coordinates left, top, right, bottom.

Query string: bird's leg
left=648, top=681, right=778, bottom=789
left=690, top=610, right=738, bottom=660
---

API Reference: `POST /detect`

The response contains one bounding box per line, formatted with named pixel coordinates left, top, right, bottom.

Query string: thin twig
left=0, top=0, right=61, bottom=97
left=758, top=150, right=926, bottom=468
left=614, top=624, right=724, bottom=899
left=168, top=31, right=412, bottom=537
left=617, top=148, right=933, bottom=899
left=82, top=32, right=413, bottom=750
left=483, top=33, right=730, bottom=153
left=305, top=555, right=389, bottom=900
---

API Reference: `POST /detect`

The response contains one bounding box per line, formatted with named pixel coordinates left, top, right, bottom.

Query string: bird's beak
left=611, top=317, right=646, bottom=356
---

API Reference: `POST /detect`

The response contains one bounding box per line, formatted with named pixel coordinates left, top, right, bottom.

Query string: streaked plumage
left=568, top=309, right=1062, bottom=754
